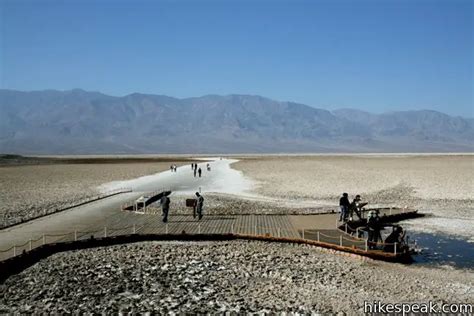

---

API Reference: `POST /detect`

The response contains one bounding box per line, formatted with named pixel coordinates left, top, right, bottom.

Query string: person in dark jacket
left=339, top=193, right=350, bottom=221
left=198, top=167, right=202, bottom=177
left=367, top=210, right=381, bottom=249
left=195, top=192, right=204, bottom=220
left=349, top=194, right=362, bottom=220
left=161, top=194, right=170, bottom=223
left=383, top=225, right=406, bottom=253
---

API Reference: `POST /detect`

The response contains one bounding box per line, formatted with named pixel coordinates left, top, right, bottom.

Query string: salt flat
left=233, top=154, right=474, bottom=241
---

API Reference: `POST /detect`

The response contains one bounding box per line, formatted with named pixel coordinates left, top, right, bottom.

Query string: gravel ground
left=1, top=241, right=472, bottom=314
left=0, top=162, right=186, bottom=227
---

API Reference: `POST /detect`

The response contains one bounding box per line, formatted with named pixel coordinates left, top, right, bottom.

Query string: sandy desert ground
left=1, top=241, right=472, bottom=314
left=0, top=158, right=190, bottom=226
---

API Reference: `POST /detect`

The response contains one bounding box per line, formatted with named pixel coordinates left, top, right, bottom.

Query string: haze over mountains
left=0, top=89, right=472, bottom=154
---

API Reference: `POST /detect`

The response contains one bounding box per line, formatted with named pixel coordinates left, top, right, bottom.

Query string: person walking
left=198, top=167, right=202, bottom=177
left=161, top=194, right=170, bottom=223
left=195, top=192, right=204, bottom=220
left=193, top=167, right=197, bottom=177
left=339, top=193, right=350, bottom=222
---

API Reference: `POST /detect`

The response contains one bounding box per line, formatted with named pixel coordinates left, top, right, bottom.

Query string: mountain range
left=0, top=89, right=473, bottom=154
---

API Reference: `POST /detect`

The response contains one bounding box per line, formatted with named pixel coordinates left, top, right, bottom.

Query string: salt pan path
left=0, top=158, right=302, bottom=259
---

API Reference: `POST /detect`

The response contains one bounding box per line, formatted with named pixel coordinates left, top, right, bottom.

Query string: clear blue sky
left=1, top=0, right=472, bottom=116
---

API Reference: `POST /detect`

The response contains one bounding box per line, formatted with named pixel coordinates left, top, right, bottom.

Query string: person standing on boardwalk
left=198, top=167, right=202, bottom=177
left=195, top=192, right=204, bottom=220
left=349, top=194, right=362, bottom=220
left=161, top=194, right=170, bottom=223
left=339, top=193, right=350, bottom=222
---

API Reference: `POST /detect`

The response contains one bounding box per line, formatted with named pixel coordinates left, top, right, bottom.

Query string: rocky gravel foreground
left=1, top=241, right=473, bottom=314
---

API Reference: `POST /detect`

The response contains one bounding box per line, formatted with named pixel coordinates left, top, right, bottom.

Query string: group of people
left=367, top=210, right=407, bottom=252
left=338, top=193, right=364, bottom=222
left=339, top=192, right=407, bottom=251
left=159, top=192, right=205, bottom=223
left=191, top=163, right=211, bottom=177
left=169, top=164, right=178, bottom=172
left=191, top=163, right=201, bottom=177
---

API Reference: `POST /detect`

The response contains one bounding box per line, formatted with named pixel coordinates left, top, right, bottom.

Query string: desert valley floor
left=0, top=154, right=473, bottom=313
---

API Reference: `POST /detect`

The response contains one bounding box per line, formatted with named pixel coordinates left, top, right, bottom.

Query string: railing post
left=389, top=207, right=392, bottom=215
left=365, top=239, right=368, bottom=251
left=302, top=229, right=305, bottom=239
left=133, top=224, right=136, bottom=234
left=198, top=224, right=201, bottom=234
left=13, top=246, right=16, bottom=257
left=339, top=235, right=343, bottom=246
left=255, top=225, right=257, bottom=235
left=231, top=224, right=234, bottom=234
left=29, top=239, right=32, bottom=251
left=42, top=234, right=46, bottom=245
left=317, top=231, right=320, bottom=242
left=394, top=243, right=397, bottom=255
left=345, top=223, right=348, bottom=233
left=104, top=227, right=107, bottom=238
left=74, top=230, right=77, bottom=241
left=165, top=223, right=168, bottom=234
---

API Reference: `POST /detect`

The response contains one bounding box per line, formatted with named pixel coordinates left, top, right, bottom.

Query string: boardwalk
left=0, top=204, right=420, bottom=261
left=0, top=213, right=301, bottom=260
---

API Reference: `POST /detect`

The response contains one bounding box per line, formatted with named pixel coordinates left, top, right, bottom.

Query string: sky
left=1, top=0, right=473, bottom=117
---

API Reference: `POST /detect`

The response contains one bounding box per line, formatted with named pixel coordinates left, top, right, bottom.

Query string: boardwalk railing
left=1, top=188, right=133, bottom=229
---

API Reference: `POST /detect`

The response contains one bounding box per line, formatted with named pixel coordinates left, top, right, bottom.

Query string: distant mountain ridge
left=0, top=89, right=473, bottom=154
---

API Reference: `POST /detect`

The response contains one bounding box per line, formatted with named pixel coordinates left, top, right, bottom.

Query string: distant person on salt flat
left=198, top=167, right=202, bottom=177
left=207, top=163, right=211, bottom=171
left=339, top=193, right=350, bottom=222
left=193, top=166, right=197, bottom=177
left=161, top=194, right=170, bottom=223
left=195, top=192, right=204, bottom=220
